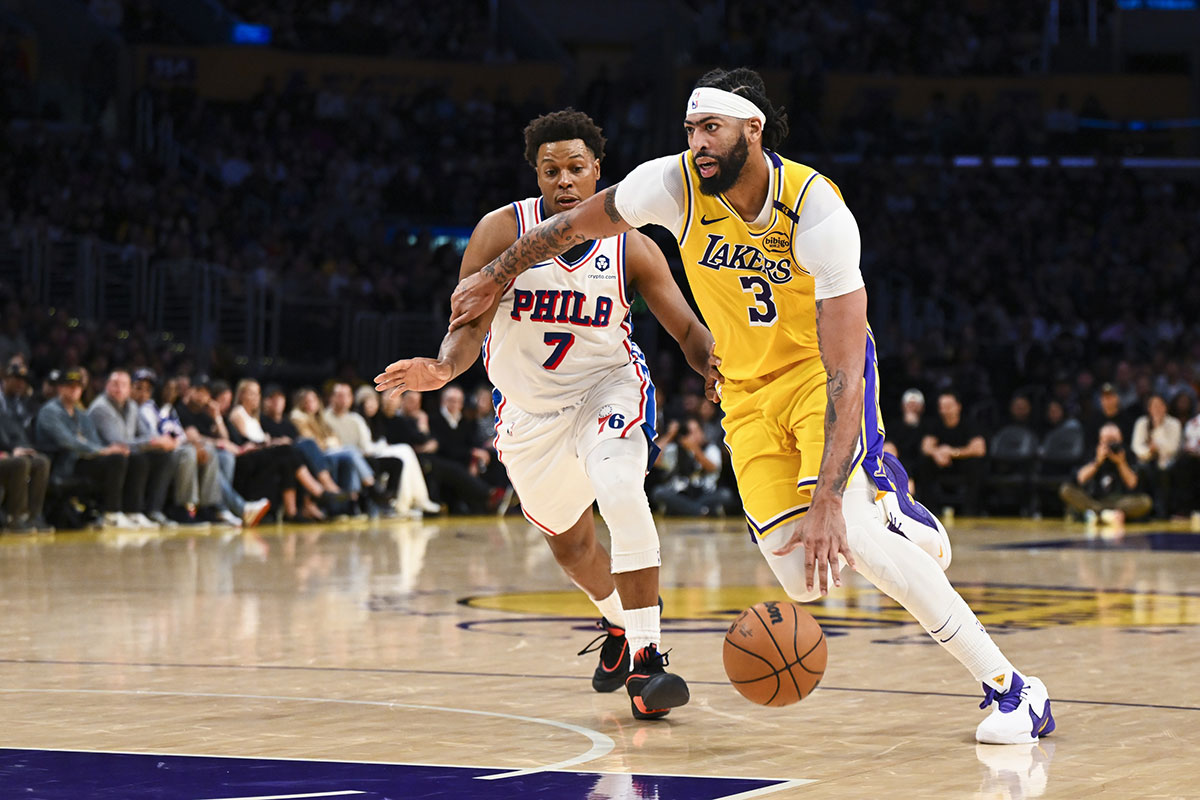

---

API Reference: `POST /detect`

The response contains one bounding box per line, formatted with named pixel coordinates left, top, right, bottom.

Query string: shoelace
left=979, top=682, right=1027, bottom=712
left=577, top=619, right=623, bottom=657
left=636, top=645, right=671, bottom=669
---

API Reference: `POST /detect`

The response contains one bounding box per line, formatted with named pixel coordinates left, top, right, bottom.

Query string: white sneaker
left=241, top=498, right=271, bottom=528
left=104, top=511, right=138, bottom=529
left=976, top=673, right=1055, bottom=745
left=217, top=509, right=243, bottom=527
left=128, top=512, right=160, bottom=530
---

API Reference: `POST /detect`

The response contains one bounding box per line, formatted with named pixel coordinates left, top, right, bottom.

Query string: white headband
left=686, top=87, right=766, bottom=125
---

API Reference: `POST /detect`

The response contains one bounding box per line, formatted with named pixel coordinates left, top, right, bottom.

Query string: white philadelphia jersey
left=483, top=196, right=640, bottom=415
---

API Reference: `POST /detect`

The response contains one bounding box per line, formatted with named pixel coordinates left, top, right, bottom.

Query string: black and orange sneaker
left=625, top=644, right=689, bottom=720
left=577, top=617, right=631, bottom=693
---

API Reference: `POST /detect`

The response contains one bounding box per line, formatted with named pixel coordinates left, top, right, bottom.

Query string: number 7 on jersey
left=542, top=331, right=576, bottom=370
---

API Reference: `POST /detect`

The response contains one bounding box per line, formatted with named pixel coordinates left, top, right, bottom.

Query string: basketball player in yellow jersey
left=450, top=68, right=1055, bottom=745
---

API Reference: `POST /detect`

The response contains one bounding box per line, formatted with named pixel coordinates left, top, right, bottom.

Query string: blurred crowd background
left=1, top=0, right=1199, bottom=531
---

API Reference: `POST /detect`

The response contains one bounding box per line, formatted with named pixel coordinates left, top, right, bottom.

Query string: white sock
left=926, top=594, right=1015, bottom=691
left=624, top=605, right=660, bottom=655
left=592, top=589, right=625, bottom=628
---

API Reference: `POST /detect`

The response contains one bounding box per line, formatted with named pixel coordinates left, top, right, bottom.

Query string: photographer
left=1059, top=423, right=1152, bottom=524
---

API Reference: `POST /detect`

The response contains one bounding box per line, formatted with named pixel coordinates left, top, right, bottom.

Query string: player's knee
left=544, top=527, right=595, bottom=571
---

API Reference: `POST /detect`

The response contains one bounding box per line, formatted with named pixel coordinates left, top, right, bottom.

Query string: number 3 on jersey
left=542, top=331, right=575, bottom=370
left=739, top=275, right=778, bottom=326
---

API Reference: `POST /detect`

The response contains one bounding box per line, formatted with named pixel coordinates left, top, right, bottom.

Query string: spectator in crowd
left=34, top=368, right=132, bottom=528
left=1060, top=422, right=1152, bottom=524
left=229, top=378, right=346, bottom=501
left=322, top=381, right=400, bottom=512
left=428, top=385, right=507, bottom=496
left=1085, top=383, right=1135, bottom=447
left=131, top=368, right=222, bottom=528
left=175, top=379, right=274, bottom=526
left=1131, top=394, right=1182, bottom=519
left=920, top=390, right=987, bottom=515
left=354, top=386, right=440, bottom=516
left=256, top=383, right=347, bottom=497
left=379, top=389, right=500, bottom=514
left=1007, top=394, right=1034, bottom=429
left=650, top=416, right=734, bottom=517
left=886, top=388, right=927, bottom=479
left=0, top=393, right=52, bottom=533
left=289, top=386, right=378, bottom=513
left=88, top=369, right=178, bottom=529
left=0, top=361, right=37, bottom=430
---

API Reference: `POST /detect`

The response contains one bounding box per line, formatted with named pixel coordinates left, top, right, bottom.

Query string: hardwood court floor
left=0, top=512, right=1198, bottom=799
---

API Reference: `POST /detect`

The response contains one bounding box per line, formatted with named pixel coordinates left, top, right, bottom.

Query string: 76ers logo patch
left=595, top=255, right=610, bottom=272
left=597, top=405, right=626, bottom=434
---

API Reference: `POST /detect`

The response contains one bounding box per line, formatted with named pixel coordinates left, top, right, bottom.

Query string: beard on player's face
left=696, top=132, right=749, bottom=196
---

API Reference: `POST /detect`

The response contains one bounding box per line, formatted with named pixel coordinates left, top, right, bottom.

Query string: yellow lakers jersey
left=675, top=150, right=840, bottom=381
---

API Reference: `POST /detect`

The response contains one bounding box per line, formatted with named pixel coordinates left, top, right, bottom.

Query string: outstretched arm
left=375, top=207, right=516, bottom=396
left=624, top=231, right=722, bottom=402
left=449, top=186, right=633, bottom=329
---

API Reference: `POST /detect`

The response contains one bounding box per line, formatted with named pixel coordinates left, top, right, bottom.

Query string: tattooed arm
left=449, top=185, right=634, bottom=329
left=772, top=287, right=867, bottom=594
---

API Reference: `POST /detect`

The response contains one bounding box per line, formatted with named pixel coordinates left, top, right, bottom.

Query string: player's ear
left=746, top=118, right=763, bottom=145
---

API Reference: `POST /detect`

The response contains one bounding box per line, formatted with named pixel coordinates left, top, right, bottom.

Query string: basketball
left=723, top=600, right=827, bottom=706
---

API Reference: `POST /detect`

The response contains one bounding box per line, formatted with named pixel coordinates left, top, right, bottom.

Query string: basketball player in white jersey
left=446, top=70, right=1054, bottom=745
left=375, top=110, right=718, bottom=720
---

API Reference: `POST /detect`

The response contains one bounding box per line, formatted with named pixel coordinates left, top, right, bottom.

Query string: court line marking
left=0, top=688, right=612, bottom=781
left=0, top=747, right=815, bottom=795
left=0, top=747, right=809, bottom=785
left=717, top=781, right=817, bottom=799
left=198, top=792, right=364, bottom=800
left=2, top=658, right=1197, bottom=713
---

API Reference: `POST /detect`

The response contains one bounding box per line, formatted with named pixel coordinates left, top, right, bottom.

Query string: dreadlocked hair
left=694, top=67, right=789, bottom=150
left=522, top=108, right=606, bottom=168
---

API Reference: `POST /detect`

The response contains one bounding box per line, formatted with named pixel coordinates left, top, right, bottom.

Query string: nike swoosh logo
left=700, top=215, right=728, bottom=225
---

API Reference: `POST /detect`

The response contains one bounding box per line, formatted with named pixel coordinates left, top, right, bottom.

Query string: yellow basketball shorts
left=720, top=344, right=887, bottom=542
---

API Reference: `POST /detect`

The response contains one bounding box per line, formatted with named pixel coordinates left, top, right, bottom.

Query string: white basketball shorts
left=492, top=358, right=657, bottom=534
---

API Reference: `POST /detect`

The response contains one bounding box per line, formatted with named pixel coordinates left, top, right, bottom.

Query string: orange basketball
left=723, top=600, right=827, bottom=706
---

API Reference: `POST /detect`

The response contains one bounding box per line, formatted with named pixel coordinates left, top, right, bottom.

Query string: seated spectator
left=0, top=396, right=52, bottom=533
left=650, top=417, right=735, bottom=517
left=322, top=381, right=400, bottom=513
left=886, top=388, right=927, bottom=482
left=256, top=383, right=347, bottom=497
left=920, top=390, right=987, bottom=515
left=88, top=369, right=178, bottom=529
left=290, top=386, right=379, bottom=512
left=132, top=369, right=224, bottom=528
left=378, top=390, right=500, bottom=514
left=0, top=361, right=37, bottom=431
left=1131, top=394, right=1182, bottom=519
left=229, top=379, right=345, bottom=502
left=34, top=368, right=132, bottom=529
left=222, top=379, right=332, bottom=521
left=1059, top=423, right=1152, bottom=523
left=176, top=378, right=275, bottom=525
left=429, top=385, right=508, bottom=495
left=355, top=386, right=440, bottom=516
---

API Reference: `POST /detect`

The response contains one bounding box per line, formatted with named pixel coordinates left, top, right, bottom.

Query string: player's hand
left=704, top=342, right=724, bottom=404
left=374, top=358, right=453, bottom=397
left=772, top=500, right=856, bottom=596
left=449, top=271, right=502, bottom=331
